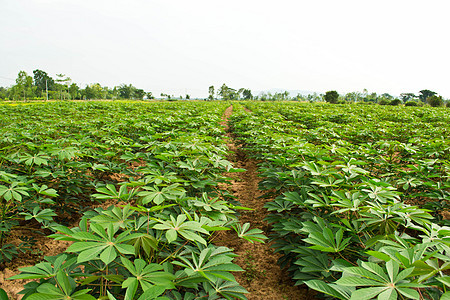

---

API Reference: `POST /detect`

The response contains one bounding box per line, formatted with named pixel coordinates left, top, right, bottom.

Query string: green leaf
left=56, top=269, right=72, bottom=295
left=77, top=246, right=105, bottom=263
left=137, top=286, right=166, bottom=300
left=336, top=276, right=381, bottom=287
left=100, top=245, right=117, bottom=265
left=305, top=280, right=350, bottom=300
left=437, top=276, right=450, bottom=288
left=396, top=287, right=419, bottom=299
left=0, top=288, right=8, bottom=300
left=350, top=287, right=388, bottom=300
left=377, top=288, right=397, bottom=300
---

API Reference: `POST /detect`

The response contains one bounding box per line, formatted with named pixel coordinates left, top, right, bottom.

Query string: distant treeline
left=209, top=84, right=448, bottom=107
left=0, top=70, right=153, bottom=101
left=0, top=70, right=448, bottom=107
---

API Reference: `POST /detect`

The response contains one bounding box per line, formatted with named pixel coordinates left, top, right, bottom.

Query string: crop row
left=0, top=101, right=264, bottom=299
left=229, top=102, right=450, bottom=300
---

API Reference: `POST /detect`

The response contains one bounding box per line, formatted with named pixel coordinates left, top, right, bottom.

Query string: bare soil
left=216, top=105, right=311, bottom=299
left=0, top=228, right=74, bottom=299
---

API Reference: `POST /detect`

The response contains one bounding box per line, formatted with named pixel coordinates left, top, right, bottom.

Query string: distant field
left=0, top=101, right=449, bottom=299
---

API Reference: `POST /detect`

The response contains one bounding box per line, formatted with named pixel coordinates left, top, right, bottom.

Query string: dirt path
left=217, top=105, right=310, bottom=300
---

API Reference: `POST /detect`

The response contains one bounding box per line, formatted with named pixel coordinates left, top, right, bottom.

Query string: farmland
left=0, top=100, right=449, bottom=299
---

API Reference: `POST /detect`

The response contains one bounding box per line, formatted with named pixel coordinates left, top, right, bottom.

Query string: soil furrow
left=217, top=105, right=310, bottom=300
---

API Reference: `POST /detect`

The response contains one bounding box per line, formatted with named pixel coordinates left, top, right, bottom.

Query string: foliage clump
left=427, top=95, right=444, bottom=107
left=405, top=101, right=418, bottom=106
left=323, top=91, right=339, bottom=104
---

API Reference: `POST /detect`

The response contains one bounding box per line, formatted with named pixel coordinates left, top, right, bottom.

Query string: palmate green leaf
left=65, top=224, right=136, bottom=264
left=27, top=275, right=96, bottom=300
left=0, top=182, right=30, bottom=202
left=129, top=233, right=158, bottom=257
left=232, top=223, right=267, bottom=243
left=138, top=184, right=185, bottom=205
left=7, top=254, right=77, bottom=280
left=21, top=207, right=57, bottom=223
left=304, top=227, right=351, bottom=253
left=32, top=184, right=59, bottom=197
left=336, top=260, right=422, bottom=300
left=90, top=204, right=135, bottom=231
left=19, top=152, right=50, bottom=166
left=93, top=184, right=136, bottom=201
left=176, top=246, right=242, bottom=284
left=206, top=279, right=249, bottom=300
left=121, top=257, right=175, bottom=291
left=153, top=214, right=209, bottom=245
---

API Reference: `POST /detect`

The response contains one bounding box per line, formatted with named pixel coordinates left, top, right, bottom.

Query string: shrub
left=378, top=99, right=390, bottom=105
left=427, top=95, right=444, bottom=107
left=389, top=99, right=402, bottom=106
left=405, top=101, right=418, bottom=107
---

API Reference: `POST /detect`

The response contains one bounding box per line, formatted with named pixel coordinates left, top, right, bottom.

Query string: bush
left=389, top=99, right=402, bottom=106
left=427, top=95, right=444, bottom=107
left=405, top=101, right=418, bottom=107
left=378, top=99, right=390, bottom=105
left=446, top=102, right=450, bottom=108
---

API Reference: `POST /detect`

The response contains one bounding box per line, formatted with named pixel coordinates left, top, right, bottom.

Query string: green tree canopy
left=242, top=89, right=253, bottom=100
left=33, top=69, right=55, bottom=93
left=419, top=89, right=436, bottom=102
left=324, top=90, right=339, bottom=104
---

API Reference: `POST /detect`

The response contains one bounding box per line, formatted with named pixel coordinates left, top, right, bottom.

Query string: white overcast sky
left=1, top=0, right=449, bottom=98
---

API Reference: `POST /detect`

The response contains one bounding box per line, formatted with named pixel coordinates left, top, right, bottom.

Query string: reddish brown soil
left=0, top=229, right=73, bottom=299
left=217, top=105, right=311, bottom=299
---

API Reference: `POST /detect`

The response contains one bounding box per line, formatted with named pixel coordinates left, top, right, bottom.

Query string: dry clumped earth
left=0, top=227, right=73, bottom=299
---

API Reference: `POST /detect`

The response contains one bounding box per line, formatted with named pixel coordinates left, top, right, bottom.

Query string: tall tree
left=242, top=89, right=253, bottom=100
left=118, top=84, right=134, bottom=99
left=69, top=83, right=80, bottom=100
left=15, top=71, right=32, bottom=101
left=219, top=84, right=237, bottom=100
left=55, top=74, right=71, bottom=100
left=33, top=69, right=55, bottom=98
left=208, top=85, right=215, bottom=100
left=418, top=90, right=436, bottom=103
left=400, top=93, right=416, bottom=103
left=134, top=88, right=145, bottom=100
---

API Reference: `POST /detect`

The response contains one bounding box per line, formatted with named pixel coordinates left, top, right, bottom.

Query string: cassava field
left=0, top=101, right=449, bottom=300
